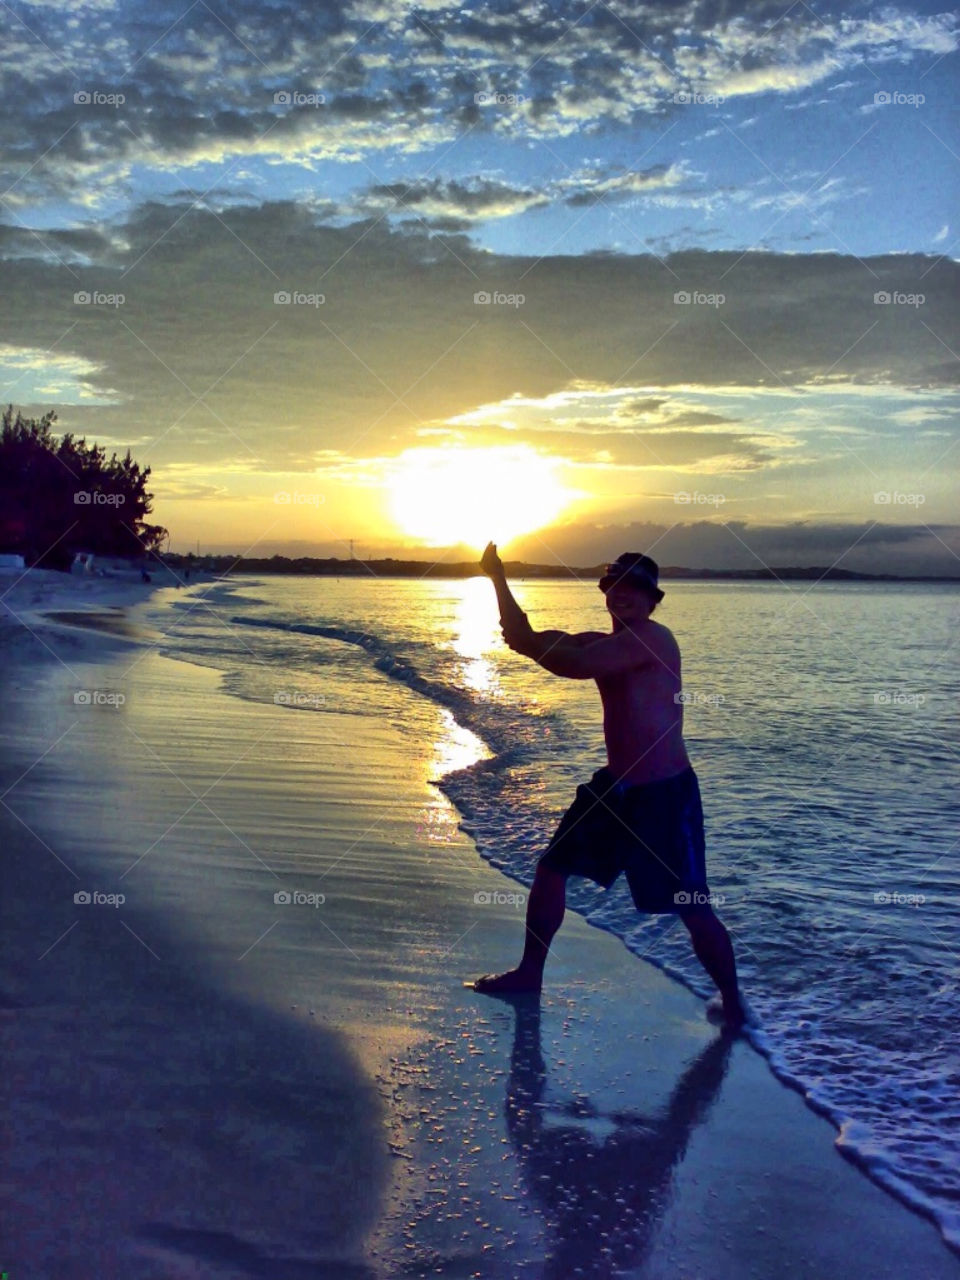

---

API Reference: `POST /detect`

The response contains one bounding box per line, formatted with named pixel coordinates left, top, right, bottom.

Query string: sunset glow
left=387, top=446, right=573, bottom=551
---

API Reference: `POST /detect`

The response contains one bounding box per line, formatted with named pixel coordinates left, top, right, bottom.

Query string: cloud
left=0, top=342, right=115, bottom=404
left=2, top=1, right=956, bottom=202
left=509, top=518, right=960, bottom=576
left=710, top=57, right=844, bottom=100
left=354, top=176, right=548, bottom=225
left=555, top=163, right=686, bottom=207
left=1, top=205, right=957, bottom=475
left=0, top=221, right=117, bottom=264
left=440, top=387, right=791, bottom=469
left=349, top=163, right=688, bottom=227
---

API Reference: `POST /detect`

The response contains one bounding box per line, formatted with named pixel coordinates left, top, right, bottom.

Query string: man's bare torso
left=595, top=619, right=690, bottom=785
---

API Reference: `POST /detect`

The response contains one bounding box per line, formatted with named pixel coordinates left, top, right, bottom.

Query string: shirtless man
left=472, top=542, right=746, bottom=1028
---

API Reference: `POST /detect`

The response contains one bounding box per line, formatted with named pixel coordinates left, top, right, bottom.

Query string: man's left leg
left=472, top=862, right=568, bottom=995
left=680, top=906, right=745, bottom=1027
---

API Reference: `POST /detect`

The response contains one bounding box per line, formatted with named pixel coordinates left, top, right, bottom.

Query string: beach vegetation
left=0, top=406, right=167, bottom=568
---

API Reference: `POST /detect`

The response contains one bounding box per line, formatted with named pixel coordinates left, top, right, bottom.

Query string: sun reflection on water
left=413, top=579, right=499, bottom=845
left=449, top=576, right=500, bottom=696
left=431, top=707, right=490, bottom=780
left=415, top=708, right=493, bottom=845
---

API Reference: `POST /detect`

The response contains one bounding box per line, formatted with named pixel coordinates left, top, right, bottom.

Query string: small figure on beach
left=473, top=542, right=747, bottom=1029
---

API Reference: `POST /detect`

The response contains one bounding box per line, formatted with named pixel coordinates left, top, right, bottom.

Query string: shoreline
left=161, top=561, right=960, bottom=584
left=2, top=583, right=958, bottom=1277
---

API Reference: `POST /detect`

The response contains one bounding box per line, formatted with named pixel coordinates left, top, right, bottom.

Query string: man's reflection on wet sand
left=505, top=1000, right=734, bottom=1278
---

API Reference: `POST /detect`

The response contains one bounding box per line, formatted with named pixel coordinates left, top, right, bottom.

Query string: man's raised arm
left=480, top=541, right=531, bottom=640
left=480, top=542, right=647, bottom=679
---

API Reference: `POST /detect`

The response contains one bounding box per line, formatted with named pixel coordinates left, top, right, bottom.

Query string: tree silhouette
left=0, top=406, right=167, bottom=569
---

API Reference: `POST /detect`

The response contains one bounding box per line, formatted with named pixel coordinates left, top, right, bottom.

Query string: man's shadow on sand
left=503, top=998, right=734, bottom=1278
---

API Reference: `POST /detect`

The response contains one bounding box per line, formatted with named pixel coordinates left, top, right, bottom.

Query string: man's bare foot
left=706, top=992, right=752, bottom=1030
left=471, top=967, right=542, bottom=995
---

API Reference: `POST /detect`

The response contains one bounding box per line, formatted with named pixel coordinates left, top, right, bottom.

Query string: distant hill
left=174, top=554, right=960, bottom=583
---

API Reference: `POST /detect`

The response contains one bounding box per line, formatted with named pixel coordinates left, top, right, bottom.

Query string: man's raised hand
left=480, top=541, right=504, bottom=578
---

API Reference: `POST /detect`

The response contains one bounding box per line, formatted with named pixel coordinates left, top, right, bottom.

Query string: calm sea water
left=145, top=573, right=960, bottom=1248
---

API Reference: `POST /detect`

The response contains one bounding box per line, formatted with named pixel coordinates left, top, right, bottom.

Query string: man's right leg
left=473, top=863, right=567, bottom=994
left=680, top=906, right=746, bottom=1027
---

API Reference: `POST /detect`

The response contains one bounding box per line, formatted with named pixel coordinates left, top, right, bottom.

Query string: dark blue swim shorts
left=537, top=765, right=710, bottom=914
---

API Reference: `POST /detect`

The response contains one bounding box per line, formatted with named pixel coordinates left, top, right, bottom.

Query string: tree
left=0, top=406, right=168, bottom=569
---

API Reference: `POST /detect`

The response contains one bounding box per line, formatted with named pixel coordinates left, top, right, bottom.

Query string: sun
left=387, top=445, right=572, bottom=550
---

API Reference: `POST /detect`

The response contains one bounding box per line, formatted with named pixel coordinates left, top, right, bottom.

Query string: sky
left=1, top=0, right=958, bottom=574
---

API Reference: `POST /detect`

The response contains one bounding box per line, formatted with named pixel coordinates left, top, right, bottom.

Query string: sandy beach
left=2, top=573, right=958, bottom=1278
left=0, top=561, right=187, bottom=664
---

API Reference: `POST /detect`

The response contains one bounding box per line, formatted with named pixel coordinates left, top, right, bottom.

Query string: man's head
left=599, top=553, right=664, bottom=624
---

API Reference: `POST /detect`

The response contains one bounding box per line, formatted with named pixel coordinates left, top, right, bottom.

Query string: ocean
left=141, top=572, right=960, bottom=1249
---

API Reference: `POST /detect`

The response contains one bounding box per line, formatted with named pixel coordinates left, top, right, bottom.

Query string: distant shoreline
left=165, top=556, right=960, bottom=584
